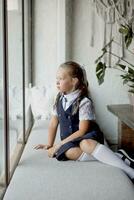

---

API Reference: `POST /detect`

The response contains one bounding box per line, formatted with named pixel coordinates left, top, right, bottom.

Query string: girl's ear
left=72, top=77, right=79, bottom=87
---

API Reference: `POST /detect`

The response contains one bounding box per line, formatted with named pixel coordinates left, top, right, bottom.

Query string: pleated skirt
left=55, top=125, right=104, bottom=161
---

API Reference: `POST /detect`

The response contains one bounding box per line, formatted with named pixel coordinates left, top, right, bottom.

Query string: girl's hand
left=34, top=144, right=51, bottom=150
left=47, top=147, right=56, bottom=158
left=47, top=144, right=62, bottom=158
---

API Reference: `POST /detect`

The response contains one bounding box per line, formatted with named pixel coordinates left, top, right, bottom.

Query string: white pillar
left=56, top=0, right=66, bottom=67
left=56, top=0, right=72, bottom=67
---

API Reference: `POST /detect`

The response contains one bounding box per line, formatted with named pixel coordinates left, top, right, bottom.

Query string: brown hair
left=54, top=61, right=90, bottom=114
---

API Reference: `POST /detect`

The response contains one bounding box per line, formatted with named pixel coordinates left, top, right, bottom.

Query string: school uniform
left=53, top=89, right=104, bottom=161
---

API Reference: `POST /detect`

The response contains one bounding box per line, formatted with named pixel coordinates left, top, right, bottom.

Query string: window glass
left=0, top=0, right=5, bottom=186
left=24, top=0, right=33, bottom=137
left=7, top=0, right=23, bottom=170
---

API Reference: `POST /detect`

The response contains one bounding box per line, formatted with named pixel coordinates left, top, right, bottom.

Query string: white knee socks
left=77, top=152, right=96, bottom=162
left=91, top=144, right=134, bottom=179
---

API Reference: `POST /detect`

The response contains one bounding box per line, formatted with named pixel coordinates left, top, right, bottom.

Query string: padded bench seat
left=3, top=120, right=134, bottom=200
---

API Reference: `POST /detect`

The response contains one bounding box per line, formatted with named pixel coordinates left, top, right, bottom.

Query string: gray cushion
left=4, top=120, right=134, bottom=200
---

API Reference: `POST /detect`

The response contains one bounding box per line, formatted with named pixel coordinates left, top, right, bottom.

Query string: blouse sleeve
left=51, top=106, right=58, bottom=116
left=79, top=97, right=95, bottom=121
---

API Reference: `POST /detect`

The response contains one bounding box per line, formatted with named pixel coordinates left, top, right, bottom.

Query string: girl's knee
left=80, top=139, right=98, bottom=154
left=65, top=147, right=82, bottom=160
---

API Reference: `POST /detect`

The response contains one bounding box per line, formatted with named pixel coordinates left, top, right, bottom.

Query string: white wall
left=71, top=0, right=130, bottom=143
left=33, top=0, right=73, bottom=86
left=33, top=0, right=133, bottom=144
left=33, top=0, right=58, bottom=86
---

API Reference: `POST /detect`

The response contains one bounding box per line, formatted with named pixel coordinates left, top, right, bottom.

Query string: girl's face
left=56, top=67, right=78, bottom=94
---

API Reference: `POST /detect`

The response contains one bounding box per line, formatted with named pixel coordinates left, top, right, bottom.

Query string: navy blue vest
left=57, top=97, right=80, bottom=140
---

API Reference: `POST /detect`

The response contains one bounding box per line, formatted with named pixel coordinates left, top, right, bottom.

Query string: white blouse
left=52, top=89, right=95, bottom=121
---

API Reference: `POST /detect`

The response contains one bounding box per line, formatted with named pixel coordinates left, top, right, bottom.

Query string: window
left=0, top=0, right=5, bottom=190
left=0, top=0, right=33, bottom=198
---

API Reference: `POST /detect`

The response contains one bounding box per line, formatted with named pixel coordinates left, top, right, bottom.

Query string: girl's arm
left=60, top=120, right=90, bottom=145
left=47, top=115, right=59, bottom=147
left=49, top=99, right=94, bottom=154
left=47, top=120, right=90, bottom=157
left=34, top=115, right=59, bottom=150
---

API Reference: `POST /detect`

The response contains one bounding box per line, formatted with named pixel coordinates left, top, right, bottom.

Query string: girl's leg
left=77, top=152, right=96, bottom=161
left=80, top=139, right=134, bottom=179
left=65, top=147, right=82, bottom=160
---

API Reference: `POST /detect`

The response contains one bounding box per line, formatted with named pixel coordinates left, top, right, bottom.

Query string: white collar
left=62, top=89, right=81, bottom=102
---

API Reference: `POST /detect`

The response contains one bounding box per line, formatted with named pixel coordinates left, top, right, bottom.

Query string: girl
left=35, top=61, right=134, bottom=183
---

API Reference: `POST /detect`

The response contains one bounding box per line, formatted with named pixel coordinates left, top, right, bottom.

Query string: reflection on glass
left=0, top=0, right=32, bottom=189
left=24, top=0, right=32, bottom=136
left=0, top=0, right=5, bottom=184
left=7, top=0, right=23, bottom=164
